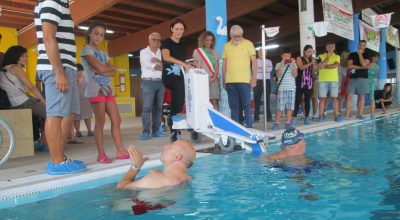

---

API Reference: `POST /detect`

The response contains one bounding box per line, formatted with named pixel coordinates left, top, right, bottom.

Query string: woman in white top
left=0, top=46, right=46, bottom=117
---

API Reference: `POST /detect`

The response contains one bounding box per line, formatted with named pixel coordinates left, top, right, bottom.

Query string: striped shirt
left=34, top=0, right=76, bottom=71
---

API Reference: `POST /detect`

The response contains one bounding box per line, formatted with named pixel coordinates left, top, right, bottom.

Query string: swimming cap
left=281, top=128, right=304, bottom=147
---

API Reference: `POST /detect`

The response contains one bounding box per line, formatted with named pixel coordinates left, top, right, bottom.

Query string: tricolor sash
left=196, top=48, right=216, bottom=76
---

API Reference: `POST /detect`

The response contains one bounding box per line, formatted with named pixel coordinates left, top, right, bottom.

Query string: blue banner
left=205, top=0, right=230, bottom=116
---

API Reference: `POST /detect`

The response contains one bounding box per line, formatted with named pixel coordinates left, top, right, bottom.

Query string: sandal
left=97, top=155, right=112, bottom=164
left=116, top=154, right=130, bottom=160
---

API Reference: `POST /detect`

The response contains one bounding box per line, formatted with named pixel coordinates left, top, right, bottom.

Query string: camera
left=315, top=56, right=322, bottom=63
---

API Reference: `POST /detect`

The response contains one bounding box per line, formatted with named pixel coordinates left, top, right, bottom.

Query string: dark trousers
left=293, top=86, right=312, bottom=117
left=163, top=75, right=185, bottom=131
left=253, top=79, right=272, bottom=121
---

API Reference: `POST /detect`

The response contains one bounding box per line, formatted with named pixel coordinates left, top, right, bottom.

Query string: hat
left=281, top=128, right=304, bottom=147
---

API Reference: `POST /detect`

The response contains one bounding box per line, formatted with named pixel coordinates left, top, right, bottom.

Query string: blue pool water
left=1, top=115, right=400, bottom=219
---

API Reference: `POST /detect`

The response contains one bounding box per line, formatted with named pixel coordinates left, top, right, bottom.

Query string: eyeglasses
left=151, top=39, right=161, bottom=42
left=231, top=35, right=243, bottom=39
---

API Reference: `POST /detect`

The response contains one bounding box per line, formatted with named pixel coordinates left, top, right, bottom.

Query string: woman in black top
left=374, top=83, right=393, bottom=114
left=161, top=19, right=192, bottom=142
left=294, top=45, right=316, bottom=125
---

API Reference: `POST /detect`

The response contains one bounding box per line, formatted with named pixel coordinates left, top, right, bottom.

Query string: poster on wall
left=387, top=25, right=400, bottom=48
left=322, top=0, right=354, bottom=40
left=361, top=8, right=377, bottom=26
left=359, top=20, right=380, bottom=52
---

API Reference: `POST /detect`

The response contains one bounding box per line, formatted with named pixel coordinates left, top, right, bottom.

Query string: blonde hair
left=197, top=31, right=216, bottom=49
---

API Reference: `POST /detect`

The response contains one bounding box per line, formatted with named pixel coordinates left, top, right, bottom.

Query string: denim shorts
left=37, top=67, right=80, bottom=117
left=318, top=81, right=338, bottom=98
left=347, top=78, right=369, bottom=95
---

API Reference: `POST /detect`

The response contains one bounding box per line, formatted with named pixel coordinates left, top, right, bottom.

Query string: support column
left=396, top=49, right=400, bottom=101
left=377, top=28, right=388, bottom=90
left=347, top=13, right=360, bottom=52
left=205, top=0, right=229, bottom=115
left=298, top=0, right=315, bottom=55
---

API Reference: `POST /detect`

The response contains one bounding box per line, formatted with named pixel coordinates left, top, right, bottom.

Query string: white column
left=396, top=49, right=400, bottom=101
left=298, top=0, right=316, bottom=55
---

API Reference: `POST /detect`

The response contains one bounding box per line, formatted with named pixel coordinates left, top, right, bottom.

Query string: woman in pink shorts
left=81, top=21, right=129, bottom=163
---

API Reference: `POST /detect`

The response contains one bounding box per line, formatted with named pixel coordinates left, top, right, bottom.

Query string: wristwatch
left=132, top=164, right=139, bottom=170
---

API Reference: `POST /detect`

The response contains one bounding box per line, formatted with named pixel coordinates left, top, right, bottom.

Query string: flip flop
left=97, top=155, right=112, bottom=164
left=67, top=140, right=84, bottom=144
left=116, top=154, right=130, bottom=160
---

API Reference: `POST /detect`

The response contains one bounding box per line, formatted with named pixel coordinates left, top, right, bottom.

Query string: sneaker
left=285, top=123, right=293, bottom=130
left=46, top=160, right=87, bottom=175
left=160, top=123, right=166, bottom=132
left=87, top=131, right=94, bottom=137
left=356, top=115, right=365, bottom=120
left=172, top=115, right=184, bottom=122
left=334, top=117, right=343, bottom=122
left=323, top=112, right=328, bottom=119
left=370, top=115, right=376, bottom=120
left=152, top=131, right=165, bottom=137
left=291, top=119, right=298, bottom=125
left=312, top=116, right=318, bottom=121
left=317, top=117, right=325, bottom=122
left=75, top=131, right=83, bottom=137
left=337, top=114, right=344, bottom=120
left=272, top=124, right=281, bottom=130
left=140, top=133, right=151, bottom=141
left=303, top=118, right=312, bottom=125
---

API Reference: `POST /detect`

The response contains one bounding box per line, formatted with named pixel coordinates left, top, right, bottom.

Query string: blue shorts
left=318, top=82, right=339, bottom=98
left=37, top=67, right=80, bottom=117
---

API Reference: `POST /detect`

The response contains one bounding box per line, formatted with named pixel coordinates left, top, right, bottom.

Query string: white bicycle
left=0, top=117, right=15, bottom=166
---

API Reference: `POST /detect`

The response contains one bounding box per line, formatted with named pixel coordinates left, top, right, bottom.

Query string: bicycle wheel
left=0, top=118, right=16, bottom=166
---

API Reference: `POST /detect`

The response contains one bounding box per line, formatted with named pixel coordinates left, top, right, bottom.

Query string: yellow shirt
left=222, top=39, right=256, bottom=83
left=318, top=53, right=340, bottom=82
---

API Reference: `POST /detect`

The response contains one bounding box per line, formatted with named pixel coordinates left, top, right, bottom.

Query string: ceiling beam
left=353, top=0, right=393, bottom=12
left=107, top=7, right=171, bottom=22
left=94, top=13, right=156, bottom=27
left=119, top=1, right=185, bottom=17
left=152, top=0, right=203, bottom=10
left=18, top=0, right=122, bottom=48
left=109, top=0, right=278, bottom=56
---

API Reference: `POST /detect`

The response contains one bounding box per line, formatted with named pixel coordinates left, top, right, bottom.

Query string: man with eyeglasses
left=222, top=25, right=257, bottom=128
left=139, top=32, right=166, bottom=140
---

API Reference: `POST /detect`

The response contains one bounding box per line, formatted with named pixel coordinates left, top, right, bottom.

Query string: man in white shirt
left=139, top=32, right=165, bottom=140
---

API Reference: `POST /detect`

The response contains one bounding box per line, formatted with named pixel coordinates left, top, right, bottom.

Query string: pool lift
left=172, top=67, right=275, bottom=155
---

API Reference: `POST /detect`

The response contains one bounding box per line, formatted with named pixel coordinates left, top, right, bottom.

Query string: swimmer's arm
left=329, top=162, right=371, bottom=175
left=267, top=151, right=290, bottom=160
left=116, top=167, right=141, bottom=189
left=118, top=170, right=168, bottom=189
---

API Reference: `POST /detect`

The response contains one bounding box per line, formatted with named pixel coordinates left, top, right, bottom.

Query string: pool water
left=1, top=115, right=400, bottom=219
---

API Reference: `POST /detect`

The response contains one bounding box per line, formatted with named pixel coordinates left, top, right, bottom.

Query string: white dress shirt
left=140, top=46, right=162, bottom=79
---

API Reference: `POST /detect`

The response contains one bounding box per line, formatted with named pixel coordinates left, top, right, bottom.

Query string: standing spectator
left=139, top=32, right=165, bottom=140
left=81, top=21, right=129, bottom=164
left=294, top=45, right=316, bottom=125
left=161, top=19, right=191, bottom=142
left=272, top=47, right=298, bottom=130
left=74, top=63, right=93, bottom=137
left=34, top=0, right=86, bottom=174
left=193, top=31, right=220, bottom=110
left=345, top=40, right=370, bottom=120
left=222, top=25, right=257, bottom=128
left=317, top=42, right=341, bottom=122
left=338, top=50, right=350, bottom=115
left=368, top=52, right=379, bottom=119
left=253, top=49, right=273, bottom=123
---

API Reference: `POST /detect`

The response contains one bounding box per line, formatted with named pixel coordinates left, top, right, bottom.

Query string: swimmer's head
left=160, top=140, right=196, bottom=168
left=281, top=128, right=305, bottom=148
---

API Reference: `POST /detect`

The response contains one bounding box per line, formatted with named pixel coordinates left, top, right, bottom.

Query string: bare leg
left=332, top=98, right=339, bottom=118
left=74, top=120, right=81, bottom=133
left=286, top=110, right=293, bottom=124
left=275, top=110, right=282, bottom=125
left=84, top=119, right=92, bottom=132
left=338, top=95, right=344, bottom=114
left=312, top=97, right=318, bottom=117
left=319, top=98, right=326, bottom=118
left=91, top=102, right=107, bottom=157
left=357, top=94, right=365, bottom=116
left=210, top=99, right=219, bottom=111
left=45, top=117, right=64, bottom=164
left=345, top=93, right=354, bottom=118
left=62, top=114, right=76, bottom=143
left=105, top=101, right=128, bottom=156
